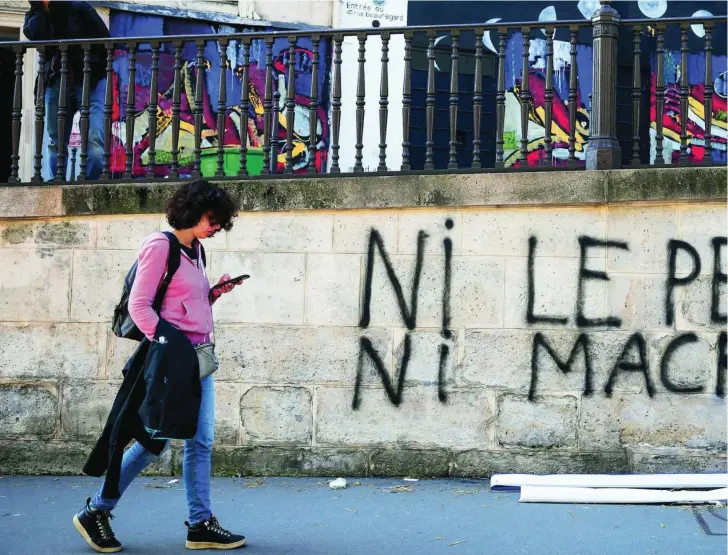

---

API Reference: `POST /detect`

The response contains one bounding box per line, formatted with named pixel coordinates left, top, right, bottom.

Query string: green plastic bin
left=200, top=147, right=264, bottom=177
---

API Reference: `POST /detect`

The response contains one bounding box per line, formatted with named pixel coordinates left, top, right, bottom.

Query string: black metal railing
left=622, top=16, right=721, bottom=167
left=0, top=1, right=725, bottom=185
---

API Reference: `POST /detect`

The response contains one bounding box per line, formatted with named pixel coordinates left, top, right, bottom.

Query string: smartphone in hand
left=211, top=274, right=250, bottom=291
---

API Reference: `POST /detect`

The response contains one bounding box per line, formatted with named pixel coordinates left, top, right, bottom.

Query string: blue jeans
left=44, top=78, right=106, bottom=181
left=91, top=375, right=216, bottom=525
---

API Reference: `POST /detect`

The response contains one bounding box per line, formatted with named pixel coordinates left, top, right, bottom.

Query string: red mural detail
left=649, top=74, right=728, bottom=164
left=103, top=47, right=328, bottom=178
left=512, top=70, right=590, bottom=168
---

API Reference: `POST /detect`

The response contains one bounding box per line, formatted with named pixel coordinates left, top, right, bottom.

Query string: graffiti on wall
left=408, top=0, right=728, bottom=167
left=353, top=222, right=727, bottom=408
left=65, top=12, right=330, bottom=178
left=501, top=30, right=592, bottom=167
left=650, top=50, right=728, bottom=164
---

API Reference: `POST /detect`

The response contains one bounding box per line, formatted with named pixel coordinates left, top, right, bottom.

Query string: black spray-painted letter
left=711, top=237, right=727, bottom=325
left=529, top=332, right=593, bottom=401
left=659, top=333, right=705, bottom=393
left=527, top=236, right=568, bottom=325
left=605, top=333, right=655, bottom=397
left=576, top=236, right=628, bottom=328
left=665, top=240, right=701, bottom=326
left=359, top=229, right=427, bottom=330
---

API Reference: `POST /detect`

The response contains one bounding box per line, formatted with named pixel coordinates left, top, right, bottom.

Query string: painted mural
left=502, top=29, right=593, bottom=167
left=651, top=47, right=727, bottom=165
left=56, top=2, right=727, bottom=175
left=65, top=11, right=330, bottom=178
left=408, top=0, right=727, bottom=167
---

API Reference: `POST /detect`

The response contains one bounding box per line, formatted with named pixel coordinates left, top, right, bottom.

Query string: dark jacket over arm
left=83, top=320, right=201, bottom=499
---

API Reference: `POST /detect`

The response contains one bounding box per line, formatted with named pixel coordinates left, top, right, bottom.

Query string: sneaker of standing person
left=185, top=516, right=246, bottom=550
left=72, top=497, right=123, bottom=553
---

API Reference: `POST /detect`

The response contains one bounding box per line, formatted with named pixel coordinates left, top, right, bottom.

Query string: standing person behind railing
left=23, top=0, right=109, bottom=181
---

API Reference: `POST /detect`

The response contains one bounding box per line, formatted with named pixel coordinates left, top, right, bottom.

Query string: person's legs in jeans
left=44, top=81, right=78, bottom=181
left=90, top=440, right=170, bottom=512
left=184, top=374, right=215, bottom=525
left=183, top=375, right=245, bottom=549
left=44, top=81, right=60, bottom=181
left=74, top=439, right=167, bottom=553
left=85, top=78, right=107, bottom=180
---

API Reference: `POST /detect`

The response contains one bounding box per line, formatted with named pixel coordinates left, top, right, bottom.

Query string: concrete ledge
left=0, top=440, right=173, bottom=476
left=451, top=450, right=630, bottom=478
left=6, top=442, right=723, bottom=477
left=0, top=166, right=724, bottom=219
left=200, top=446, right=371, bottom=477
left=631, top=452, right=728, bottom=474
left=0, top=440, right=90, bottom=475
left=369, top=449, right=451, bottom=478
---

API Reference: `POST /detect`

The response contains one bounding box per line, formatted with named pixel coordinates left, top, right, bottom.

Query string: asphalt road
left=0, top=476, right=724, bottom=555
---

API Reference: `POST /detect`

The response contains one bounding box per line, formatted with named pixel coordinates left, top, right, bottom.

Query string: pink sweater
left=128, top=232, right=213, bottom=344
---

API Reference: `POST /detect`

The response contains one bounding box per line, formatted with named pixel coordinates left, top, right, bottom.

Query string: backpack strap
left=200, top=242, right=207, bottom=268
left=151, top=231, right=181, bottom=313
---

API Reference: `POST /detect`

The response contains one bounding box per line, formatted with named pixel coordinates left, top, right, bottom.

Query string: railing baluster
left=170, top=41, right=183, bottom=178
left=9, top=46, right=23, bottom=183
left=448, top=30, right=459, bottom=169
left=56, top=45, right=69, bottom=182
left=401, top=31, right=412, bottom=171
left=703, top=22, right=713, bottom=164
left=100, top=43, right=113, bottom=180
left=124, top=43, right=136, bottom=179
left=216, top=38, right=228, bottom=177
left=285, top=36, right=297, bottom=174
left=32, top=47, right=46, bottom=184
left=238, top=37, right=251, bottom=177
left=70, top=147, right=77, bottom=181
left=354, top=33, right=366, bottom=173
left=495, top=28, right=507, bottom=168
left=425, top=30, right=436, bottom=170
left=472, top=28, right=483, bottom=169
left=78, top=44, right=91, bottom=181
left=271, top=88, right=280, bottom=173
left=631, top=25, right=641, bottom=166
left=654, top=23, right=665, bottom=165
left=544, top=26, right=554, bottom=166
left=307, top=35, right=320, bottom=174
left=520, top=26, right=532, bottom=165
left=331, top=34, right=343, bottom=174
left=146, top=40, right=160, bottom=179
left=193, top=40, right=205, bottom=177
left=261, top=37, right=274, bottom=175
left=567, top=26, right=578, bottom=167
left=678, top=22, right=689, bottom=165
left=377, top=31, right=390, bottom=172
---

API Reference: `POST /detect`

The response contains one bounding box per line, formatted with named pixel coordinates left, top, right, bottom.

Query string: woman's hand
left=210, top=273, right=243, bottom=302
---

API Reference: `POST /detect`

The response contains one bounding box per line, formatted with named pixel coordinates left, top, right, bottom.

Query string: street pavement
left=0, top=476, right=725, bottom=555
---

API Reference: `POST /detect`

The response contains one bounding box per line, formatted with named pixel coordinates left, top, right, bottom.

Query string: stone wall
left=0, top=167, right=726, bottom=477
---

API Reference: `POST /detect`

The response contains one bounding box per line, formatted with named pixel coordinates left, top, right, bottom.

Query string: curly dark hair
left=165, top=180, right=239, bottom=232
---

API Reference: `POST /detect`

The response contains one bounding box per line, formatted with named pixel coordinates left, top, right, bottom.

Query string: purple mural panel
left=97, top=11, right=331, bottom=177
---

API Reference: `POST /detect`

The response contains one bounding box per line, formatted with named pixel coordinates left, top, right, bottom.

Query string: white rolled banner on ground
left=490, top=474, right=728, bottom=491
left=519, top=486, right=728, bottom=504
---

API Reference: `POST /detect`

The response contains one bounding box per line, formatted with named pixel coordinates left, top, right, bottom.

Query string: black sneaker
left=72, top=497, right=123, bottom=553
left=185, top=516, right=246, bottom=550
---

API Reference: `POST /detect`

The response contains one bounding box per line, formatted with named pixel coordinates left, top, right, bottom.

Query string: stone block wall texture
left=0, top=199, right=726, bottom=477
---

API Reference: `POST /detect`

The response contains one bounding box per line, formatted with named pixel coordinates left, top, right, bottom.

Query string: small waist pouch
left=195, top=342, right=219, bottom=379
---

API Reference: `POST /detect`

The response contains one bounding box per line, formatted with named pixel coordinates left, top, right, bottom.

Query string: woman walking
left=74, top=180, right=246, bottom=552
